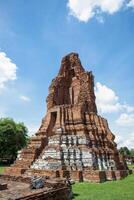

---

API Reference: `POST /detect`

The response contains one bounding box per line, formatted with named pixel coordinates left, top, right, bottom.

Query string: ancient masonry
left=5, top=53, right=129, bottom=182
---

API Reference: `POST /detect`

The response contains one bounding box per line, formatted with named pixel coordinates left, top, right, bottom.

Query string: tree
left=0, top=118, right=29, bottom=163
left=119, top=147, right=130, bottom=156
left=130, top=149, right=134, bottom=156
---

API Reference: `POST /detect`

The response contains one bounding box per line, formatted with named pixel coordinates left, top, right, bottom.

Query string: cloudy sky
left=0, top=0, right=134, bottom=148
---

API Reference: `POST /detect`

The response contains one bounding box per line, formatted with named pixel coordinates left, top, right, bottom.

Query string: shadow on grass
left=72, top=193, right=80, bottom=199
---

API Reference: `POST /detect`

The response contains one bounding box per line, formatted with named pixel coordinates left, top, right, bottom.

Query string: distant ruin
left=5, top=52, right=129, bottom=182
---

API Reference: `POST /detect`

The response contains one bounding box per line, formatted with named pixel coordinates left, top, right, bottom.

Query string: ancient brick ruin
left=4, top=52, right=129, bottom=182
left=0, top=174, right=72, bottom=200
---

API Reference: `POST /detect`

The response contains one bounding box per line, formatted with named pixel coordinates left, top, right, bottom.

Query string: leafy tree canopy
left=0, top=118, right=29, bottom=163
left=130, top=149, right=134, bottom=156
left=119, top=147, right=134, bottom=157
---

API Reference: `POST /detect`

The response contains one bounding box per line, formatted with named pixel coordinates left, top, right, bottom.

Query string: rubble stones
left=30, top=176, right=44, bottom=189
left=0, top=183, right=7, bottom=190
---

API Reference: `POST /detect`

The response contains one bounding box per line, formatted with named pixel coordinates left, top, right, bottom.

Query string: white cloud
left=96, top=15, right=105, bottom=23
left=95, top=82, right=118, bottom=106
left=95, top=82, right=134, bottom=114
left=116, top=113, right=134, bottom=126
left=67, top=0, right=134, bottom=22
left=0, top=51, right=17, bottom=90
left=26, top=123, right=39, bottom=136
left=127, top=0, right=134, bottom=7
left=0, top=109, right=6, bottom=118
left=122, top=132, right=134, bottom=148
left=20, top=95, right=31, bottom=102
left=68, top=0, right=95, bottom=22
left=122, top=104, right=134, bottom=113
left=115, top=134, right=124, bottom=147
left=116, top=132, right=134, bottom=148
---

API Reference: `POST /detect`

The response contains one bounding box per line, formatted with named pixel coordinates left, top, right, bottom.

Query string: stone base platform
left=0, top=175, right=72, bottom=200
left=24, top=169, right=131, bottom=183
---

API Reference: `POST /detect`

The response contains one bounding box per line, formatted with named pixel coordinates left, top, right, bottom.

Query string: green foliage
left=0, top=164, right=9, bottom=173
left=0, top=166, right=4, bottom=173
left=119, top=147, right=130, bottom=156
left=73, top=174, right=134, bottom=200
left=119, top=147, right=134, bottom=157
left=0, top=118, right=29, bottom=163
left=128, top=164, right=134, bottom=169
left=130, top=149, right=134, bottom=156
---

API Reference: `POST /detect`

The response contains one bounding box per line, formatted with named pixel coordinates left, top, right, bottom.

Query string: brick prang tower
left=5, top=53, right=128, bottom=182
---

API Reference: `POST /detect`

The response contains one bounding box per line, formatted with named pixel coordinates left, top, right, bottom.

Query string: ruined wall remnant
left=4, top=53, right=129, bottom=182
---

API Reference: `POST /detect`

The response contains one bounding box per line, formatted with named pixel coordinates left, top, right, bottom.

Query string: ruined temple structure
left=4, top=53, right=129, bottom=182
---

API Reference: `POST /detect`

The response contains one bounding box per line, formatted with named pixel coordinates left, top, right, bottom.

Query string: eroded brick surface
left=0, top=177, right=71, bottom=200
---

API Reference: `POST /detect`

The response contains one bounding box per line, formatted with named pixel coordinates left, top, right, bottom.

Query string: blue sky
left=0, top=0, right=134, bottom=148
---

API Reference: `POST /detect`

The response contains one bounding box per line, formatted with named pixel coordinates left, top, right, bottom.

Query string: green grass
left=128, top=164, right=134, bottom=169
left=0, top=164, right=9, bottom=173
left=72, top=173, right=134, bottom=200
left=0, top=166, right=5, bottom=173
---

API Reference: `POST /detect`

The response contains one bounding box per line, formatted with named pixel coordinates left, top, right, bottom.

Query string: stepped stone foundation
left=0, top=175, right=72, bottom=200
left=4, top=52, right=129, bottom=183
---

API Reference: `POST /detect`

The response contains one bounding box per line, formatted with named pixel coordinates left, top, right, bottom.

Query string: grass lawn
left=72, top=173, right=134, bottom=200
left=0, top=166, right=5, bottom=173
left=128, top=164, right=134, bottom=169
left=0, top=164, right=9, bottom=174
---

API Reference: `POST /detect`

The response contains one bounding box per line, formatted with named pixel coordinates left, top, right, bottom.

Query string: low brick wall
left=23, top=169, right=130, bottom=182
left=70, top=171, right=83, bottom=182
left=106, top=171, right=116, bottom=181
left=26, top=169, right=57, bottom=177
left=2, top=169, right=130, bottom=184
left=4, top=166, right=27, bottom=175
left=114, top=170, right=128, bottom=180
left=82, top=170, right=106, bottom=182
left=106, top=170, right=131, bottom=181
